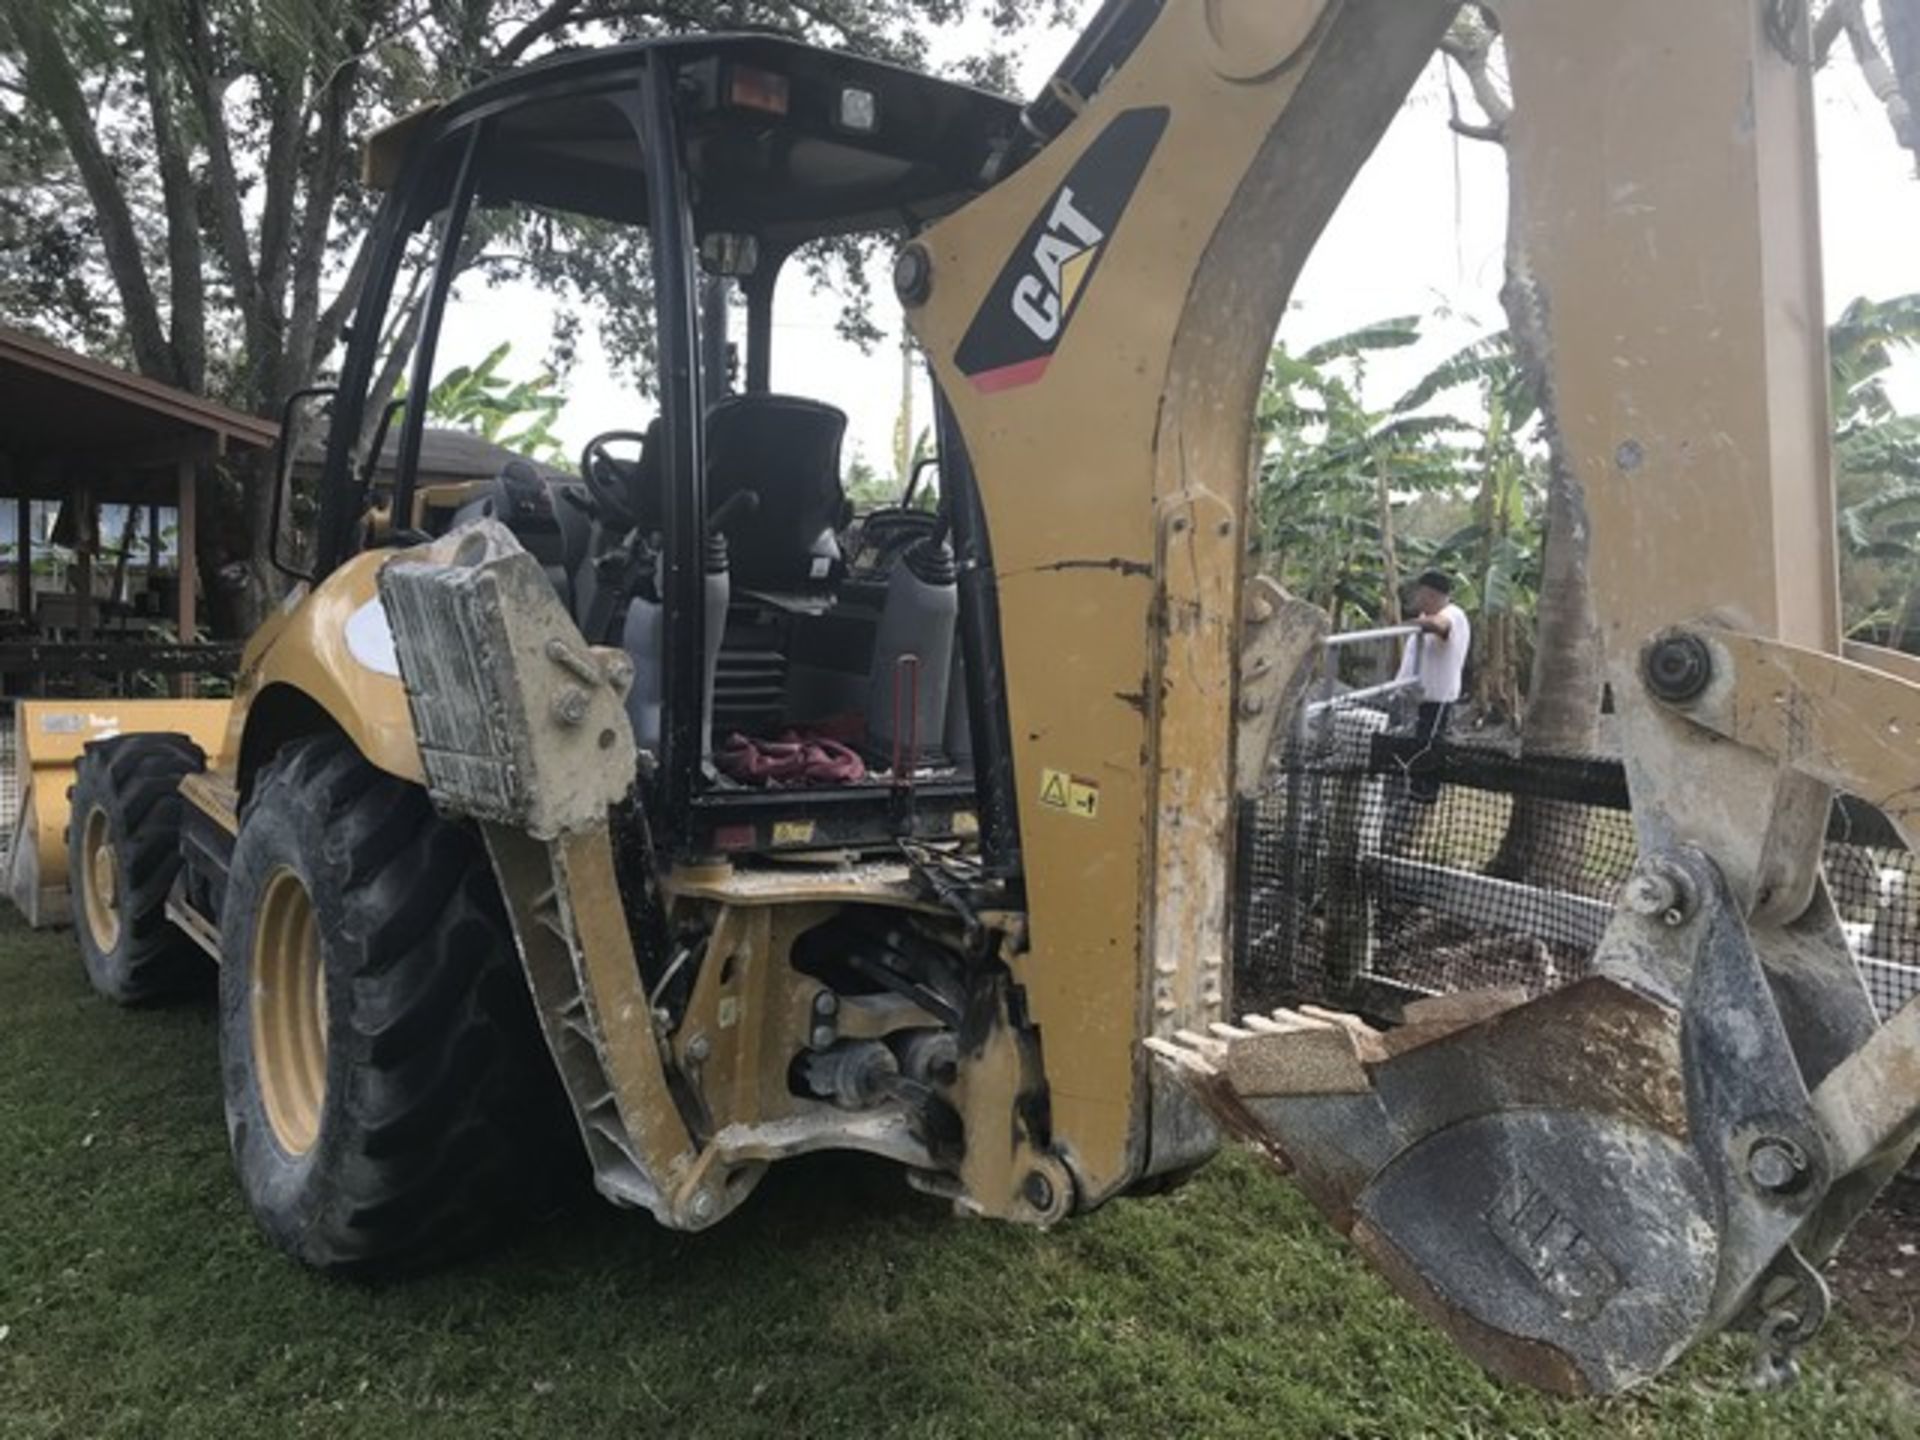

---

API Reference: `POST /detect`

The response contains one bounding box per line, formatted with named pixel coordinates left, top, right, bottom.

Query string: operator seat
left=601, top=398, right=848, bottom=590
left=704, top=395, right=849, bottom=591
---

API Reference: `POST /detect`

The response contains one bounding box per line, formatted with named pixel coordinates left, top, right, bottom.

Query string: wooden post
left=176, top=459, right=196, bottom=698
left=14, top=494, right=30, bottom=624
left=11, top=493, right=29, bottom=698
left=110, top=505, right=140, bottom=607
left=74, top=475, right=94, bottom=644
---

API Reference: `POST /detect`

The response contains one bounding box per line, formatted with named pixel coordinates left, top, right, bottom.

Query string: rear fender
left=226, top=550, right=423, bottom=801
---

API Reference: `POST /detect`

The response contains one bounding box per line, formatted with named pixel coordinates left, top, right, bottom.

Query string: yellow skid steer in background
left=6, top=699, right=228, bottom=931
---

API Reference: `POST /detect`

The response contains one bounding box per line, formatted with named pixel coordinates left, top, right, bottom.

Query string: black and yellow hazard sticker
left=954, top=107, right=1169, bottom=395
left=1039, top=767, right=1100, bottom=820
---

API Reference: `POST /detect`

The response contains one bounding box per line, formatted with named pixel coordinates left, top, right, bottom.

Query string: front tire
left=67, top=733, right=207, bottom=1003
left=219, top=733, right=574, bottom=1273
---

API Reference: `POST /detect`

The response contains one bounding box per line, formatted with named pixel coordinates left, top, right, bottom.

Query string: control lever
left=579, top=491, right=759, bottom=646
left=580, top=532, right=657, bottom=645
left=890, top=653, right=922, bottom=792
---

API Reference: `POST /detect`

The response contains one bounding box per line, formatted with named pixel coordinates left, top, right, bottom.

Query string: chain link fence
left=1235, top=696, right=1920, bottom=1029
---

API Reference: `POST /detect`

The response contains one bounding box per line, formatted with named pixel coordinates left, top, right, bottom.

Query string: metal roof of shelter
left=292, top=424, right=574, bottom=486
left=0, top=326, right=277, bottom=503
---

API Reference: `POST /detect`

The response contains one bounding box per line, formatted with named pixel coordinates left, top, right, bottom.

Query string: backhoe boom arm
left=906, top=0, right=1920, bottom=1396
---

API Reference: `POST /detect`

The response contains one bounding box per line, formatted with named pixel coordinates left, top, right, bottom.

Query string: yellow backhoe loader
left=58, top=0, right=1920, bottom=1396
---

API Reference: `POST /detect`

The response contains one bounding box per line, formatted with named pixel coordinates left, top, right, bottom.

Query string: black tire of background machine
left=219, top=732, right=580, bottom=1273
left=67, top=732, right=208, bottom=1003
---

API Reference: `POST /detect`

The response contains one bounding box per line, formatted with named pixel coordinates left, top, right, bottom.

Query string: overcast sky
left=439, top=4, right=1920, bottom=480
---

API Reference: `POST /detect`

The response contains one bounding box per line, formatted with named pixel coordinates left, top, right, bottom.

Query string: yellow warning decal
left=773, top=820, right=817, bottom=846
left=1039, top=768, right=1100, bottom=820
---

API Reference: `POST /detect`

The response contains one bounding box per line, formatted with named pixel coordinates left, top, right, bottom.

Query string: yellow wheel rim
left=79, top=806, right=121, bottom=955
left=250, top=866, right=328, bottom=1156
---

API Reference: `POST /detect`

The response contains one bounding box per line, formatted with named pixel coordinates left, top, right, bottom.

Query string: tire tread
left=68, top=733, right=206, bottom=1003
left=224, top=733, right=575, bottom=1273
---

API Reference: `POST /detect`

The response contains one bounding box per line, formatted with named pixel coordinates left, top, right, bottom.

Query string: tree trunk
left=3, top=0, right=175, bottom=382
left=1376, top=452, right=1402, bottom=625
left=1496, top=229, right=1601, bottom=756
left=1486, top=166, right=1604, bottom=888
left=896, top=331, right=915, bottom=490
left=1886, top=0, right=1920, bottom=169
left=1471, top=443, right=1514, bottom=723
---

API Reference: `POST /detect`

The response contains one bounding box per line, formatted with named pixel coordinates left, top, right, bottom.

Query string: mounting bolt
left=1747, top=1137, right=1809, bottom=1194
left=1624, top=871, right=1677, bottom=921
left=810, top=1023, right=837, bottom=1050
left=551, top=686, right=590, bottom=728
left=813, top=990, right=839, bottom=1017
left=688, top=1189, right=718, bottom=1224
left=685, top=1033, right=711, bottom=1064
left=1643, top=633, right=1714, bottom=704
left=1625, top=858, right=1696, bottom=926
left=893, top=244, right=934, bottom=307
left=1022, top=1170, right=1056, bottom=1214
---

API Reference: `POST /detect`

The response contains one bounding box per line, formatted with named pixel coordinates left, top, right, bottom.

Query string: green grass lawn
left=1, top=912, right=1914, bottom=1439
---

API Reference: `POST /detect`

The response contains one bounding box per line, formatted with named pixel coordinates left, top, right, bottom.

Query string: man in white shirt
left=1394, top=569, right=1471, bottom=802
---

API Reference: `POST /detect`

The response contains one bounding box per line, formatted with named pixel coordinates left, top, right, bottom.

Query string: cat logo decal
left=954, top=108, right=1169, bottom=394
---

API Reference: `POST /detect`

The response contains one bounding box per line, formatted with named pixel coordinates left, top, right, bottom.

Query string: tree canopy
left=0, top=1, right=1058, bottom=401
left=1261, top=297, right=1920, bottom=718
left=0, top=0, right=1066, bottom=627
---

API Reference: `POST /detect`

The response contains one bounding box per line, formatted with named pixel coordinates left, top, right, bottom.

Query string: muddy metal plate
left=1353, top=1109, right=1719, bottom=1395
left=378, top=522, right=637, bottom=839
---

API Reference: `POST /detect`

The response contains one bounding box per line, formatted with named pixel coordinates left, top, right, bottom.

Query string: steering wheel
left=579, top=429, right=652, bottom=532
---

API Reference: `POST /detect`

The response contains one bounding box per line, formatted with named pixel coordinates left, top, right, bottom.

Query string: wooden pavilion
left=0, top=326, right=278, bottom=692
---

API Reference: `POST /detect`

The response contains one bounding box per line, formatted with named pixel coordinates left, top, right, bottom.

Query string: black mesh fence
left=1235, top=703, right=1920, bottom=1028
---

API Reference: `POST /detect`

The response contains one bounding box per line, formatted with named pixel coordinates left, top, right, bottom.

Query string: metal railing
left=1300, top=623, right=1425, bottom=737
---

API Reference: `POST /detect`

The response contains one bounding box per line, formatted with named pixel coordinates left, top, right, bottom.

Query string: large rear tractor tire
left=67, top=733, right=208, bottom=1004
left=219, top=733, right=577, bottom=1273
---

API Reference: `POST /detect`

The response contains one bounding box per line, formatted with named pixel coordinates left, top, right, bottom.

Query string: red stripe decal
left=967, top=356, right=1052, bottom=394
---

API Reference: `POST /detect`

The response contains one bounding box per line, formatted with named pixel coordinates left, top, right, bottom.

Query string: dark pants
left=1383, top=701, right=1451, bottom=858
left=1409, top=701, right=1452, bottom=803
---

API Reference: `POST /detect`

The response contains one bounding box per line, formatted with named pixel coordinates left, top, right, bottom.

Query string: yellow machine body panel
left=6, top=699, right=232, bottom=927
left=223, top=549, right=424, bottom=794
left=906, top=0, right=1454, bottom=1200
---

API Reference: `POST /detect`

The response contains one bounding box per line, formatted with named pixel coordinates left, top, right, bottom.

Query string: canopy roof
left=377, top=34, right=1026, bottom=250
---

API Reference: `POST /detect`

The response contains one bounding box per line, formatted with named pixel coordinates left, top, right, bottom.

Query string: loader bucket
left=4, top=699, right=230, bottom=927
left=1155, top=846, right=1920, bottom=1395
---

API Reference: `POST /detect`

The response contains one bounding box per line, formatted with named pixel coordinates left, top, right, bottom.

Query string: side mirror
left=269, top=385, right=338, bottom=584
